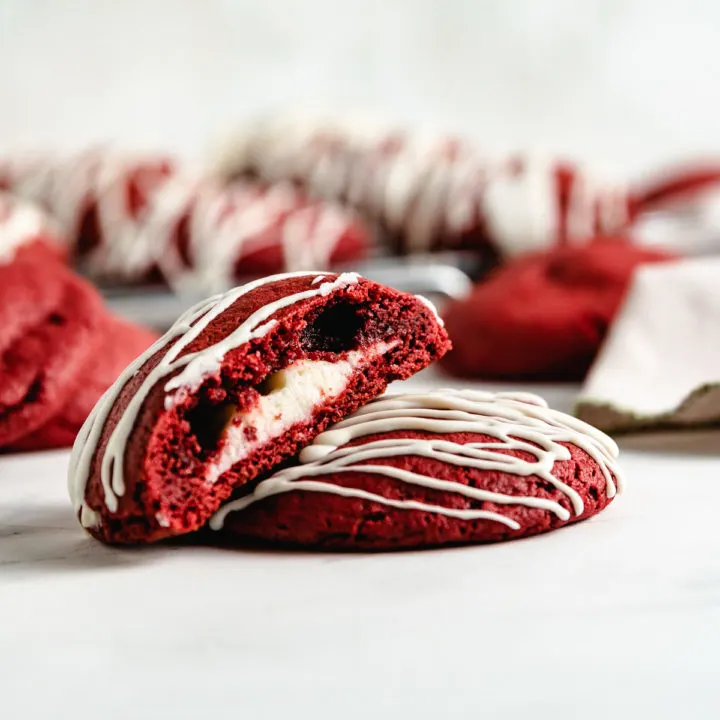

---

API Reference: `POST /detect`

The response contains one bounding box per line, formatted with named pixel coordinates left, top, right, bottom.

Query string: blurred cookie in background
left=213, top=118, right=634, bottom=261
left=1, top=150, right=373, bottom=293
left=440, top=239, right=677, bottom=381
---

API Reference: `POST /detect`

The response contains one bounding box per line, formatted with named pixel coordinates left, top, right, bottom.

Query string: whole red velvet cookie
left=441, top=239, right=677, bottom=381
left=68, top=271, right=450, bottom=544
left=210, top=389, right=622, bottom=550
left=8, top=314, right=158, bottom=451
left=0, top=257, right=103, bottom=446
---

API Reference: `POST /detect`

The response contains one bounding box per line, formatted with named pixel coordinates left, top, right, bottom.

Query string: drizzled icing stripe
left=68, top=271, right=362, bottom=528
left=209, top=389, right=622, bottom=531
left=220, top=120, right=631, bottom=256
left=142, top=177, right=356, bottom=293
left=2, top=153, right=362, bottom=290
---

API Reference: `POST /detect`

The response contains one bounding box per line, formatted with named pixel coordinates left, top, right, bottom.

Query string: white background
left=1, top=0, right=720, bottom=179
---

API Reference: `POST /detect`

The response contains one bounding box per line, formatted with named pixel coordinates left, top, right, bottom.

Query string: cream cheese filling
left=204, top=340, right=395, bottom=483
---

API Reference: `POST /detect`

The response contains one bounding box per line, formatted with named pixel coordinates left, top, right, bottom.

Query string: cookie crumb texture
left=214, top=391, right=621, bottom=550
left=74, top=273, right=449, bottom=545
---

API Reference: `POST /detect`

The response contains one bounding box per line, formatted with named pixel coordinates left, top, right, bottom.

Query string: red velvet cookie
left=8, top=314, right=158, bottom=451
left=217, top=120, right=634, bottom=258
left=1, top=152, right=172, bottom=269
left=68, top=272, right=450, bottom=544
left=149, top=178, right=371, bottom=292
left=3, top=152, right=371, bottom=289
left=0, top=258, right=103, bottom=446
left=441, top=239, right=677, bottom=381
left=210, top=389, right=622, bottom=550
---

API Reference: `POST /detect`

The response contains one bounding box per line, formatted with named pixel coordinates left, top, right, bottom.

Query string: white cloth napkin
left=576, top=257, right=720, bottom=432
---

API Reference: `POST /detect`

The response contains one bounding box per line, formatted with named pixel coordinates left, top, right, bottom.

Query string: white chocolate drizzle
left=68, top=271, right=364, bottom=528
left=218, top=119, right=631, bottom=256
left=145, top=177, right=356, bottom=294
left=1, top=152, right=363, bottom=291
left=210, top=389, right=622, bottom=531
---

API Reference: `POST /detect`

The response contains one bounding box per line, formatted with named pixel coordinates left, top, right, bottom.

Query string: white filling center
left=204, top=341, right=394, bottom=483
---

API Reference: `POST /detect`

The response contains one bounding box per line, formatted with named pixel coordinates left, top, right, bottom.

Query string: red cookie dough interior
left=80, top=275, right=449, bottom=544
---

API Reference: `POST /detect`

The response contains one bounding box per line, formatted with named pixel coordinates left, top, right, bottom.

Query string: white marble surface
left=2, top=376, right=720, bottom=719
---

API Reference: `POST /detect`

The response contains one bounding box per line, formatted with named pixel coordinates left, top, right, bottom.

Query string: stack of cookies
left=66, top=270, right=623, bottom=550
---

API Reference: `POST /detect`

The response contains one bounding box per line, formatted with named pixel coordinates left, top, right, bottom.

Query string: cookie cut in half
left=210, top=389, right=622, bottom=550
left=69, top=271, right=450, bottom=544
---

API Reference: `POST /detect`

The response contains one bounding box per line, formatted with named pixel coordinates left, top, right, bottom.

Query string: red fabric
left=441, top=239, right=678, bottom=381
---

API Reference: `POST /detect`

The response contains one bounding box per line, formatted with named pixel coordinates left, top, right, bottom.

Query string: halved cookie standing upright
left=68, top=271, right=450, bottom=544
